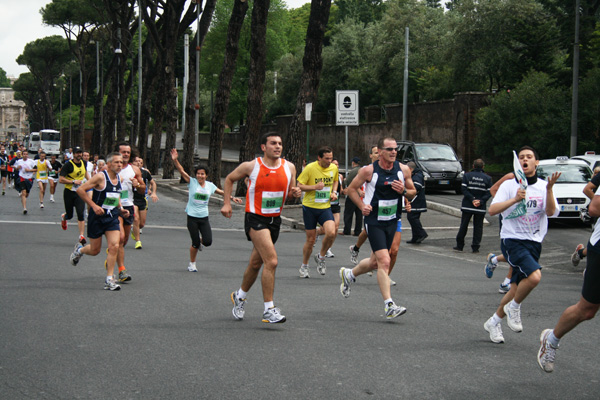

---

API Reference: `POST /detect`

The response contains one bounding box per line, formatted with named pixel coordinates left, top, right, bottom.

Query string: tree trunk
left=236, top=0, right=270, bottom=197
left=91, top=82, right=102, bottom=156
left=207, top=0, right=249, bottom=188
left=182, top=0, right=217, bottom=175
left=285, top=0, right=332, bottom=171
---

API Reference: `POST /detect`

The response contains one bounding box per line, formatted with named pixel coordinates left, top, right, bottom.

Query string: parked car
left=397, top=141, right=464, bottom=193
left=571, top=152, right=600, bottom=172
left=537, top=157, right=593, bottom=219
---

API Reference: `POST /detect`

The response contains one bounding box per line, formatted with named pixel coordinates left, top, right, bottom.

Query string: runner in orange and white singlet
left=222, top=133, right=301, bottom=324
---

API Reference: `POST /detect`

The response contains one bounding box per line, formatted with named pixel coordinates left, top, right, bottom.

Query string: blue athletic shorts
left=87, top=210, right=120, bottom=239
left=366, top=222, right=397, bottom=252
left=501, top=238, right=542, bottom=285
left=302, top=205, right=334, bottom=230
left=582, top=244, right=600, bottom=304
left=396, top=218, right=402, bottom=232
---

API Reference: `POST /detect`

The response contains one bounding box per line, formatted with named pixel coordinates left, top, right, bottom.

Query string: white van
left=28, top=132, right=41, bottom=153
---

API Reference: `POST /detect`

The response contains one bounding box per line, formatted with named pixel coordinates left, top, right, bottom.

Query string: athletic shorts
left=501, top=238, right=542, bottom=285
left=1, top=170, right=7, bottom=178
left=36, top=178, right=48, bottom=183
left=302, top=205, right=334, bottom=230
left=134, top=197, right=148, bottom=211
left=120, top=205, right=135, bottom=226
left=582, top=244, right=600, bottom=304
left=19, top=177, right=33, bottom=193
left=396, top=218, right=402, bottom=232
left=365, top=222, right=397, bottom=252
left=331, top=204, right=341, bottom=214
left=87, top=209, right=121, bottom=239
left=244, top=212, right=281, bottom=244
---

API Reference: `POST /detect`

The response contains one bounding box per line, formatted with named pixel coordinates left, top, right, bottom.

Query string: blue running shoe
left=485, top=253, right=497, bottom=278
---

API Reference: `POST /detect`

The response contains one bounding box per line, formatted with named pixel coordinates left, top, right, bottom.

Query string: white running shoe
left=104, top=278, right=121, bottom=291
left=188, top=263, right=198, bottom=272
left=537, top=329, right=557, bottom=373
left=299, top=265, right=310, bottom=278
left=503, top=303, right=523, bottom=332
left=385, top=302, right=407, bottom=319
left=339, top=267, right=353, bottom=298
left=230, top=292, right=246, bottom=320
left=571, top=244, right=584, bottom=267
left=349, top=245, right=359, bottom=265
left=325, top=248, right=335, bottom=258
left=314, top=254, right=326, bottom=275
left=484, top=317, right=505, bottom=343
left=390, top=279, right=397, bottom=286
left=262, top=307, right=286, bottom=323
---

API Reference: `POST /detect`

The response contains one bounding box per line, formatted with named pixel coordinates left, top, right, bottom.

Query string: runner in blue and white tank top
left=338, top=137, right=417, bottom=320
left=69, top=152, right=130, bottom=291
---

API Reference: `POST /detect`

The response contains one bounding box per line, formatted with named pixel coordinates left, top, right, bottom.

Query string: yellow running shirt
left=297, top=161, right=339, bottom=209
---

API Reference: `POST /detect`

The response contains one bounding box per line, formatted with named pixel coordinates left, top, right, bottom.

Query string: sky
left=0, top=0, right=311, bottom=79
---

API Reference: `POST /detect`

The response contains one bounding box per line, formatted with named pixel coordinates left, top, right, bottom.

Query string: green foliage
left=578, top=67, right=600, bottom=152
left=475, top=71, right=571, bottom=163
left=0, top=68, right=11, bottom=87
left=335, top=0, right=386, bottom=25
left=42, top=0, right=106, bottom=27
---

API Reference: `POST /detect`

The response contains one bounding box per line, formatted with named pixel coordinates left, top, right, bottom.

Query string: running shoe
left=79, top=235, right=87, bottom=245
left=188, top=263, right=198, bottom=272
left=537, top=329, right=557, bottom=373
left=70, top=243, right=83, bottom=266
left=40, top=203, right=44, bottom=208
left=314, top=254, right=326, bottom=275
left=299, top=265, right=310, bottom=278
left=485, top=253, right=497, bottom=278
left=571, top=244, right=584, bottom=267
left=503, top=303, right=523, bottom=332
left=135, top=240, right=142, bottom=249
left=349, top=245, right=359, bottom=265
left=104, top=278, right=121, bottom=291
left=118, top=269, right=132, bottom=283
left=23, top=209, right=27, bottom=215
left=50, top=195, right=54, bottom=202
left=498, top=282, right=511, bottom=294
left=262, top=307, right=286, bottom=323
left=339, top=267, right=353, bottom=298
left=139, top=229, right=143, bottom=234
left=325, top=248, right=335, bottom=258
left=230, top=291, right=246, bottom=320
left=484, top=317, right=505, bottom=343
left=390, top=279, right=397, bottom=286
left=367, top=271, right=373, bottom=277
left=385, top=302, right=407, bottom=319
left=61, top=213, right=67, bottom=230
left=1, top=190, right=4, bottom=195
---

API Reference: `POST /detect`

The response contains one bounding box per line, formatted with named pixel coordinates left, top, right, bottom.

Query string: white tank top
left=119, top=164, right=135, bottom=206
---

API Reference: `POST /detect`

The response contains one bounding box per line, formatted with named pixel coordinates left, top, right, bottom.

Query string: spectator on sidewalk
left=454, top=158, right=492, bottom=253
left=405, top=161, right=428, bottom=244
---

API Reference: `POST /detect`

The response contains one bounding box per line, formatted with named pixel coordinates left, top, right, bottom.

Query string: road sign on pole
left=336, top=90, right=359, bottom=126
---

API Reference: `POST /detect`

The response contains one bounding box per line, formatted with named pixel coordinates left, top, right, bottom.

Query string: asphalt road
left=1, top=184, right=598, bottom=399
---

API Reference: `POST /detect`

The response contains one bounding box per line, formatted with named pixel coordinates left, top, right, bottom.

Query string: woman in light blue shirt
left=171, top=149, right=242, bottom=272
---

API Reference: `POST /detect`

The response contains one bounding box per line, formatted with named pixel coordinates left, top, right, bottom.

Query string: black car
left=397, top=141, right=464, bottom=193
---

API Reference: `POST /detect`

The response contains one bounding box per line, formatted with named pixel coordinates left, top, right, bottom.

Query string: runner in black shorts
left=537, top=189, right=600, bottom=373
left=222, top=133, right=301, bottom=324
left=339, top=137, right=416, bottom=320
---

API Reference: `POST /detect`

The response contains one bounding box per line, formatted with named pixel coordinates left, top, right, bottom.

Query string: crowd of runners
left=2, top=135, right=598, bottom=375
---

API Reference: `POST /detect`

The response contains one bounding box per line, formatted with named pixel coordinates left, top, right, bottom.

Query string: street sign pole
left=335, top=90, right=359, bottom=176
left=305, top=103, right=312, bottom=162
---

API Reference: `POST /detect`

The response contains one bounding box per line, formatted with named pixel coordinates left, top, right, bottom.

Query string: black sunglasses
left=381, top=147, right=399, bottom=152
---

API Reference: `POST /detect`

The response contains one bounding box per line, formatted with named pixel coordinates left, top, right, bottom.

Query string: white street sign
left=336, top=90, right=359, bottom=126
left=305, top=103, right=312, bottom=121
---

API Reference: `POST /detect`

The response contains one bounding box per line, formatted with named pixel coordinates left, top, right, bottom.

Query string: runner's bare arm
left=76, top=173, right=105, bottom=215
left=131, top=165, right=146, bottom=195
left=348, top=165, right=373, bottom=215
left=221, top=160, right=255, bottom=218
left=287, top=163, right=301, bottom=198
left=170, top=149, right=190, bottom=183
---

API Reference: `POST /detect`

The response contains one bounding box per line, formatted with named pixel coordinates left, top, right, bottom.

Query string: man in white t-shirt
left=483, top=146, right=560, bottom=344
left=15, top=150, right=38, bottom=214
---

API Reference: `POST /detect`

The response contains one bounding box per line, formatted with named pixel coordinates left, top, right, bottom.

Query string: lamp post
left=115, top=29, right=122, bottom=141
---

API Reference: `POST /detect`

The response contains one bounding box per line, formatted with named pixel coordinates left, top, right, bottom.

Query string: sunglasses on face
left=381, top=147, right=399, bottom=152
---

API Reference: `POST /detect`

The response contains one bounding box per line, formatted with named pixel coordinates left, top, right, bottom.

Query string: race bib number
left=120, top=190, right=129, bottom=200
left=102, top=192, right=120, bottom=209
left=261, top=191, right=284, bottom=214
left=193, top=191, right=209, bottom=205
left=378, top=199, right=398, bottom=221
left=39, top=171, right=47, bottom=177
left=315, top=188, right=331, bottom=203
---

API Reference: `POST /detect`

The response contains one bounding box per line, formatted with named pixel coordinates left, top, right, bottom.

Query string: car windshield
left=415, top=145, right=458, bottom=161
left=537, top=164, right=592, bottom=183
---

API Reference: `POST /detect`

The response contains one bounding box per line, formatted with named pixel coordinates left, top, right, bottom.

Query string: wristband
left=402, top=189, right=407, bottom=196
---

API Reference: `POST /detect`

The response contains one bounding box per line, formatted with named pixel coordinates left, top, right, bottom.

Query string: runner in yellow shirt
left=297, top=146, right=339, bottom=277
left=35, top=151, right=52, bottom=208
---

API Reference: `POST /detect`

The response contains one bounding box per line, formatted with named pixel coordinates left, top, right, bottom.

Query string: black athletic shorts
left=19, top=177, right=33, bottom=193
left=244, top=212, right=281, bottom=244
left=582, top=244, right=600, bottom=304
left=331, top=204, right=341, bottom=214
left=120, top=205, right=135, bottom=226
left=133, top=197, right=148, bottom=211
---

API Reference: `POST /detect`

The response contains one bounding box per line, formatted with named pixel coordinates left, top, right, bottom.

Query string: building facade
left=0, top=88, right=28, bottom=142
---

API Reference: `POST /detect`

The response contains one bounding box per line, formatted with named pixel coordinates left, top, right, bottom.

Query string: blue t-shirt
left=186, top=179, right=217, bottom=218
